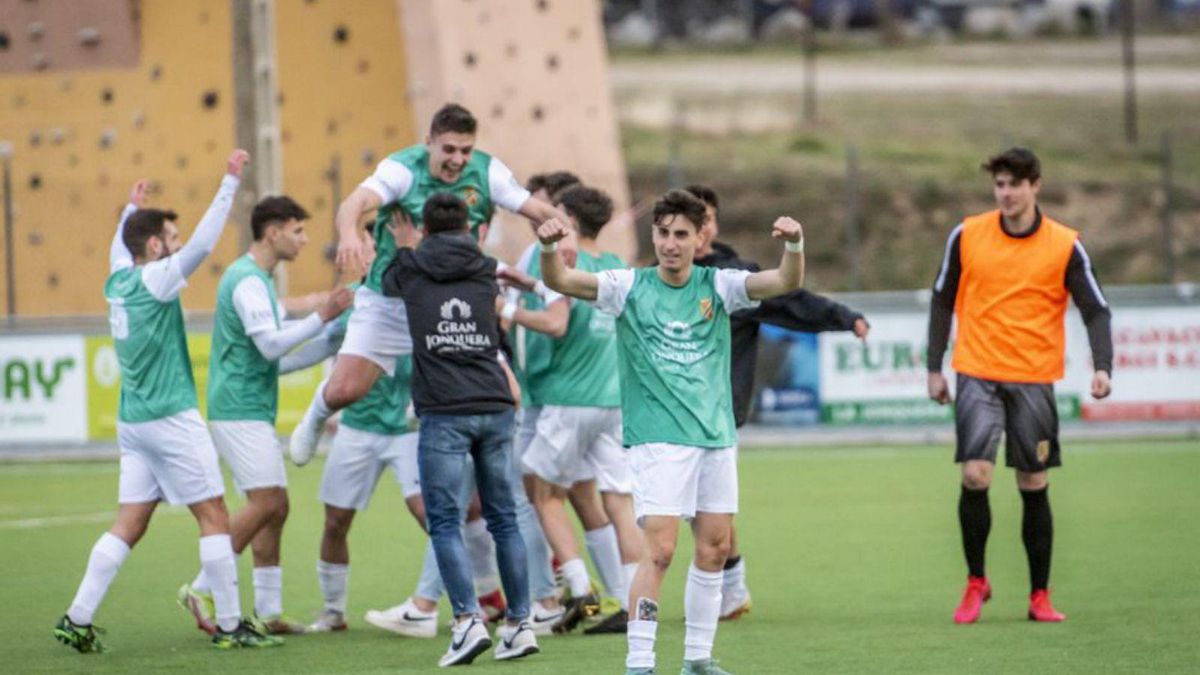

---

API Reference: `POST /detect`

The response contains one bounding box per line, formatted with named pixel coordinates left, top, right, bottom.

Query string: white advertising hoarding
left=0, top=335, right=89, bottom=442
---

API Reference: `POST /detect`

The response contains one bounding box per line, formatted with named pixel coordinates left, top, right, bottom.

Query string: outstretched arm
left=175, top=150, right=250, bottom=279
left=109, top=179, right=150, bottom=272
left=743, top=289, right=868, bottom=337
left=238, top=281, right=353, bottom=362
left=744, top=217, right=805, bottom=301
left=279, top=320, right=346, bottom=374
left=537, top=218, right=599, bottom=300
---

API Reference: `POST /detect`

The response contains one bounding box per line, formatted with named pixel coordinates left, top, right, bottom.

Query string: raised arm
left=175, top=150, right=249, bottom=279
left=496, top=265, right=571, bottom=338
left=536, top=218, right=599, bottom=301
left=743, top=217, right=805, bottom=300
left=109, top=179, right=149, bottom=272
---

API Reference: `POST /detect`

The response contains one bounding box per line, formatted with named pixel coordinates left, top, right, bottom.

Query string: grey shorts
left=954, top=373, right=1060, bottom=472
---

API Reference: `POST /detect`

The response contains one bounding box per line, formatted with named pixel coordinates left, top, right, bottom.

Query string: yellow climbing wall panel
left=273, top=0, right=415, bottom=295
left=0, top=0, right=241, bottom=316
left=399, top=0, right=633, bottom=262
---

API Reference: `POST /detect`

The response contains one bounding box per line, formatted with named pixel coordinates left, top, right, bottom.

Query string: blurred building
left=0, top=0, right=630, bottom=317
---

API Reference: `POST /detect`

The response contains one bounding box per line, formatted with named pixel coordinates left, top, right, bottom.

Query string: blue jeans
left=419, top=410, right=529, bottom=621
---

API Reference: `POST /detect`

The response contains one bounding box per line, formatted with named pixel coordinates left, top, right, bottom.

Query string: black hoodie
left=695, top=241, right=866, bottom=427
left=381, top=232, right=513, bottom=416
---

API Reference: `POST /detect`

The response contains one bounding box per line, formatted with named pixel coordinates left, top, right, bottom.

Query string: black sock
left=723, top=555, right=742, bottom=571
left=958, top=486, right=991, bottom=578
left=1020, top=486, right=1053, bottom=593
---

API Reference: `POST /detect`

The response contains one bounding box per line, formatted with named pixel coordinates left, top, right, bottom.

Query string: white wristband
left=533, top=280, right=549, bottom=298
left=540, top=241, right=558, bottom=253
left=500, top=301, right=518, bottom=322
left=785, top=239, right=804, bottom=253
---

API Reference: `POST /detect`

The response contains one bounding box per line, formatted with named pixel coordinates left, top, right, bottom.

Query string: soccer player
left=288, top=103, right=565, bottom=463
left=686, top=184, right=870, bottom=621
left=381, top=194, right=539, bottom=666
left=179, top=197, right=352, bottom=635
left=927, top=148, right=1113, bottom=624
left=538, top=189, right=806, bottom=675
left=55, top=151, right=281, bottom=651
left=276, top=270, right=526, bottom=636
left=500, top=184, right=643, bottom=635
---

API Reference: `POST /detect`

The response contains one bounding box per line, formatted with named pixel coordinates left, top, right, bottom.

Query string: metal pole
left=1, top=141, right=15, bottom=322
left=803, top=23, right=817, bottom=125
left=1160, top=131, right=1176, bottom=283
left=1121, top=0, right=1137, bottom=145
left=667, top=99, right=686, bottom=189
left=846, top=143, right=862, bottom=291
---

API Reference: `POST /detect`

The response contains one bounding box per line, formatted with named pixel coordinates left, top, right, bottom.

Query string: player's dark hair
left=252, top=195, right=310, bottom=241
left=982, top=147, right=1041, bottom=183
left=423, top=193, right=470, bottom=234
left=652, top=189, right=707, bottom=231
left=557, top=185, right=613, bottom=240
left=685, top=184, right=719, bottom=211
left=123, top=208, right=178, bottom=258
left=430, top=103, right=477, bottom=136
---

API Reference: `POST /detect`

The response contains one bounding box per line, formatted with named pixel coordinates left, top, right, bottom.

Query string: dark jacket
left=381, top=232, right=513, bottom=416
left=695, top=241, right=866, bottom=427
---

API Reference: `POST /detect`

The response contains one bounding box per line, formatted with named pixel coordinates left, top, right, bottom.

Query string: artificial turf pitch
left=2, top=439, right=1197, bottom=674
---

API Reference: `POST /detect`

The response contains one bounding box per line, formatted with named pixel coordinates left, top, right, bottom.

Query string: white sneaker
left=438, top=616, right=491, bottom=667
left=527, top=603, right=564, bottom=636
left=288, top=405, right=323, bottom=466
left=719, top=583, right=752, bottom=621
left=493, top=621, right=539, bottom=661
left=365, top=598, right=438, bottom=638
left=307, top=609, right=347, bottom=633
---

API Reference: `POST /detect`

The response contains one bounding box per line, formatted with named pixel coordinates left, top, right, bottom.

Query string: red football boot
left=953, top=576, right=991, bottom=624
left=1028, top=589, right=1066, bottom=622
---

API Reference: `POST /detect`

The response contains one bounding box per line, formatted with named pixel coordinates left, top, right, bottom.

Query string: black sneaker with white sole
left=552, top=592, right=601, bottom=634
left=438, top=616, right=491, bottom=667
left=584, top=609, right=629, bottom=635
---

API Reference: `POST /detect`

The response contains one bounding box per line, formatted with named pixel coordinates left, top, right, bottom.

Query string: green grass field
left=3, top=439, right=1198, bottom=673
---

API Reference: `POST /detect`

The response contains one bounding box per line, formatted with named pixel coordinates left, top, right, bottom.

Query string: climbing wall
left=0, top=0, right=628, bottom=316
left=0, top=0, right=241, bottom=316
left=272, top=0, right=415, bottom=294
left=398, top=0, right=633, bottom=262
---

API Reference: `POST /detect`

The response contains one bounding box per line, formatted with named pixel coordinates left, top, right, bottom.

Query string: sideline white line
left=0, top=507, right=189, bottom=530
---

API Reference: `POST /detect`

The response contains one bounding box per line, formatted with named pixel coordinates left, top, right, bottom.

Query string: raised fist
left=536, top=218, right=571, bottom=245
left=771, top=216, right=804, bottom=244
left=128, top=179, right=151, bottom=207
left=226, top=149, right=251, bottom=178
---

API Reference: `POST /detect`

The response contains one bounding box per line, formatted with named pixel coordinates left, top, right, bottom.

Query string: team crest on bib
left=461, top=186, right=480, bottom=206
left=1036, top=439, right=1051, bottom=463
left=699, top=297, right=714, bottom=321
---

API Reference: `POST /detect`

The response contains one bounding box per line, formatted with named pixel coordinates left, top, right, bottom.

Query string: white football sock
left=723, top=557, right=746, bottom=592
left=561, top=557, right=591, bottom=598
left=623, top=562, right=640, bottom=611
left=585, top=524, right=626, bottom=606
left=464, top=517, right=500, bottom=595
left=684, top=563, right=724, bottom=662
left=193, top=550, right=241, bottom=595
left=253, top=566, right=283, bottom=618
left=317, top=560, right=349, bottom=614
left=312, top=379, right=334, bottom=421
left=67, top=532, right=130, bottom=625
left=199, top=534, right=241, bottom=633
left=626, top=618, right=658, bottom=669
